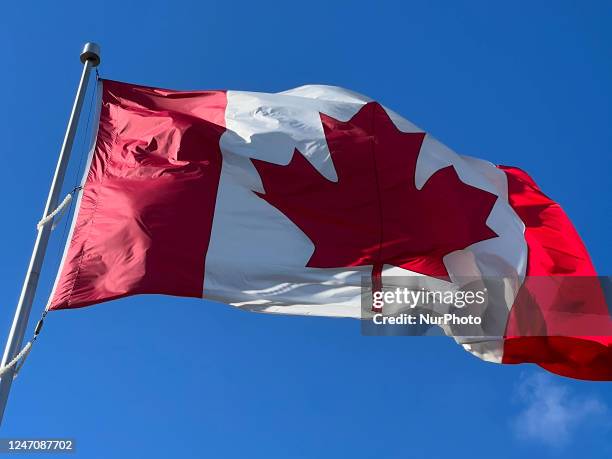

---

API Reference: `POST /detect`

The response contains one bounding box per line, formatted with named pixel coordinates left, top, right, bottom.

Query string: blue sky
left=0, top=1, right=611, bottom=457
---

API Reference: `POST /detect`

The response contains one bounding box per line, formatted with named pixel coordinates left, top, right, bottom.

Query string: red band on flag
left=500, top=166, right=612, bottom=380
left=49, top=80, right=227, bottom=310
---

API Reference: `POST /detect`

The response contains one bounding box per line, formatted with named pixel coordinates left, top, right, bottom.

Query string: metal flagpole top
left=80, top=42, right=101, bottom=67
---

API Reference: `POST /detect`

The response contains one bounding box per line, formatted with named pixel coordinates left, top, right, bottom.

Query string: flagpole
left=0, top=42, right=101, bottom=425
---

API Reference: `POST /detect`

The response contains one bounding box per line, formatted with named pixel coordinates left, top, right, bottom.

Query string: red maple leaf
left=252, top=102, right=498, bottom=280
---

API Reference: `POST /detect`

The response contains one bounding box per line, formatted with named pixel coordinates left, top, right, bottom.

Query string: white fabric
left=203, top=85, right=528, bottom=362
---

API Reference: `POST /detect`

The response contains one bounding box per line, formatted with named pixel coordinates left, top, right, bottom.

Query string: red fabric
left=499, top=166, right=596, bottom=277
left=500, top=166, right=612, bottom=380
left=49, top=80, right=226, bottom=310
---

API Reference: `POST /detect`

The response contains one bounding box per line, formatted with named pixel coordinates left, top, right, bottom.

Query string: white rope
left=0, top=341, right=32, bottom=378
left=0, top=310, right=47, bottom=380
left=36, top=193, right=73, bottom=231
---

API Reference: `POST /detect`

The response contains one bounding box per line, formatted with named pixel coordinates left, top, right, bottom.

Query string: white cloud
left=512, top=372, right=607, bottom=447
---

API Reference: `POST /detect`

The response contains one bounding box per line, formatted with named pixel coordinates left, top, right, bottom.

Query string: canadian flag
left=49, top=80, right=612, bottom=380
